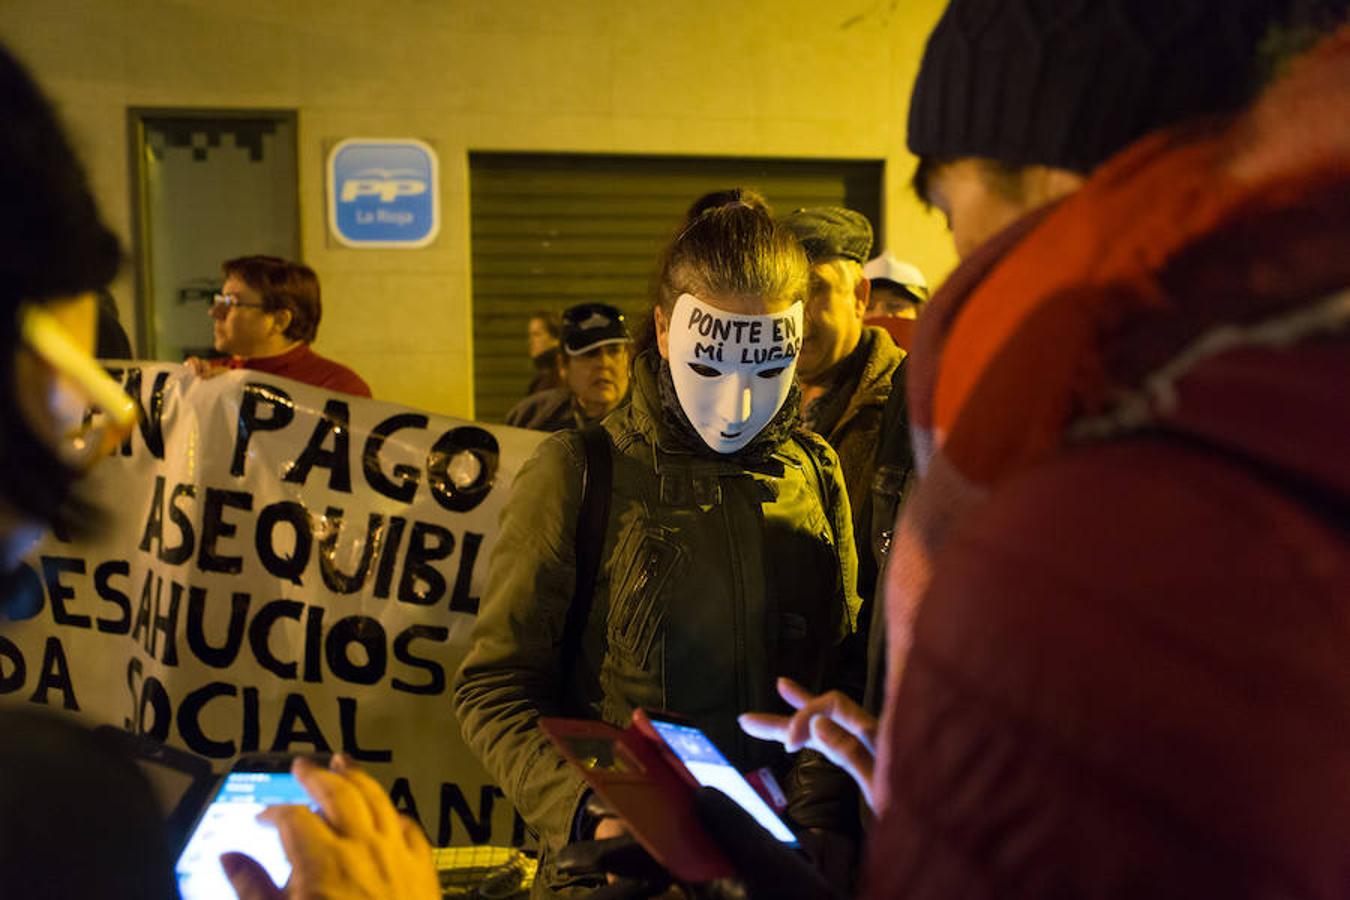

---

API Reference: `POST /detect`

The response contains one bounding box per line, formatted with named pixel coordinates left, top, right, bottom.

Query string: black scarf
left=649, top=351, right=803, bottom=467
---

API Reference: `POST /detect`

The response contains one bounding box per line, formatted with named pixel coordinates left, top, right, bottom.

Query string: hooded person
left=454, top=202, right=864, bottom=896
left=0, top=39, right=178, bottom=900
left=0, top=40, right=440, bottom=900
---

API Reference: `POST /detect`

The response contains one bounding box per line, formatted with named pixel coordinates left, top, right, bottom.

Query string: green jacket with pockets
left=453, top=354, right=862, bottom=894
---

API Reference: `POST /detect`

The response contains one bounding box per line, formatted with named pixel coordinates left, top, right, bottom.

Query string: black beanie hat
left=907, top=0, right=1296, bottom=173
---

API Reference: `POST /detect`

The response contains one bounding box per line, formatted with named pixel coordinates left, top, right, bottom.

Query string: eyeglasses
left=20, top=302, right=140, bottom=472
left=210, top=293, right=266, bottom=313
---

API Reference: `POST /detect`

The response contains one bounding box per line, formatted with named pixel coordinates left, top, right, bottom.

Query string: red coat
left=867, top=28, right=1350, bottom=899
left=868, top=342, right=1350, bottom=898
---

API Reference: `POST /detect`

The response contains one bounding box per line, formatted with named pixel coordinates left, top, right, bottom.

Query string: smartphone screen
left=175, top=770, right=311, bottom=899
left=647, top=719, right=798, bottom=845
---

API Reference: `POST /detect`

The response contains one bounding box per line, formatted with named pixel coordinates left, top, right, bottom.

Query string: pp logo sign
left=328, top=139, right=440, bottom=248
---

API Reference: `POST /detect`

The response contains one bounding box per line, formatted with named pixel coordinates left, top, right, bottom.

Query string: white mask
left=666, top=292, right=803, bottom=454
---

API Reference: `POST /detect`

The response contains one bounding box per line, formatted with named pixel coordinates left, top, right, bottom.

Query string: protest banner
left=0, top=364, right=545, bottom=847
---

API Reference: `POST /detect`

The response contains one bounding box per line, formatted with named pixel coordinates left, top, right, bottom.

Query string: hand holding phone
left=177, top=753, right=440, bottom=900
left=635, top=710, right=798, bottom=846
left=542, top=710, right=801, bottom=885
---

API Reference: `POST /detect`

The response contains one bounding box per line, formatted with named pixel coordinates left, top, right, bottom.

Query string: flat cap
left=783, top=207, right=874, bottom=264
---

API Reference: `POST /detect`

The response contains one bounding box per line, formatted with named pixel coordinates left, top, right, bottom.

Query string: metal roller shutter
left=469, top=153, right=883, bottom=422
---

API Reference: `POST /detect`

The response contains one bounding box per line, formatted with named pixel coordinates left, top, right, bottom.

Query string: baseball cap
left=863, top=252, right=929, bottom=302
left=783, top=207, right=874, bottom=264
left=561, top=303, right=630, bottom=355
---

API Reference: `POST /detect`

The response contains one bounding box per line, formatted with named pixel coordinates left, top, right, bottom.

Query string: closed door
left=130, top=110, right=300, bottom=361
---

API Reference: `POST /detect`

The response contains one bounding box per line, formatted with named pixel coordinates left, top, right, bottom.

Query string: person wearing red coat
left=741, top=2, right=1350, bottom=898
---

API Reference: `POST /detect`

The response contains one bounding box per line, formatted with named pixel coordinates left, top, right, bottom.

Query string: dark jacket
left=862, top=354, right=914, bottom=713
left=455, top=352, right=861, bottom=895
left=527, top=347, right=562, bottom=395
left=805, top=325, right=905, bottom=602
left=505, top=387, right=626, bottom=433
left=0, top=709, right=176, bottom=899
left=504, top=387, right=582, bottom=432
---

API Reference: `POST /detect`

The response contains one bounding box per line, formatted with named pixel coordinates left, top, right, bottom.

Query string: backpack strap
left=560, top=425, right=613, bottom=685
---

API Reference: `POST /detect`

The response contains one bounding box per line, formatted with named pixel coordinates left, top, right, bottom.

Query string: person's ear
left=270, top=307, right=293, bottom=337
left=1025, top=165, right=1087, bottom=208
left=654, top=305, right=671, bottom=360
left=854, top=274, right=871, bottom=320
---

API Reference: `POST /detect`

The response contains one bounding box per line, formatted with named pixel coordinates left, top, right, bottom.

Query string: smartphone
left=175, top=754, right=324, bottom=900
left=635, top=710, right=799, bottom=847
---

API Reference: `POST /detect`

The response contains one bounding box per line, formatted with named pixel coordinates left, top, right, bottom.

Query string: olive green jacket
left=454, top=356, right=861, bottom=887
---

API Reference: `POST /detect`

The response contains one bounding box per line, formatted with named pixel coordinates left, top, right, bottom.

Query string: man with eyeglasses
left=184, top=255, right=370, bottom=398
left=505, top=302, right=631, bottom=432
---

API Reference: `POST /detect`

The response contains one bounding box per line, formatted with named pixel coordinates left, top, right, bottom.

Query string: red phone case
left=539, top=716, right=736, bottom=883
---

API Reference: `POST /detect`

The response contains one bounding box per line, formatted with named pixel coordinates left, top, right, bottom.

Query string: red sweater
left=223, top=343, right=370, bottom=398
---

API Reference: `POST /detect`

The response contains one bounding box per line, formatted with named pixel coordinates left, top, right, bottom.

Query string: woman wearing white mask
left=455, top=201, right=862, bottom=896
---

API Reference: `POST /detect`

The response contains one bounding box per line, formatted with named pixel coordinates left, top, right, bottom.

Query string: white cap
left=863, top=252, right=927, bottom=292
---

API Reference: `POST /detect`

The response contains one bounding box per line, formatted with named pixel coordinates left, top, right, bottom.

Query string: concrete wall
left=3, top=0, right=954, bottom=417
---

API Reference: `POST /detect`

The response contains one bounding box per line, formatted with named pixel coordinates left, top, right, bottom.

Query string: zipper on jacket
left=621, top=548, right=663, bottom=639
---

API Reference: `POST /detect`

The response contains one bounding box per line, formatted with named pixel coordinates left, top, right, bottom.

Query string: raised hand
left=738, top=677, right=878, bottom=811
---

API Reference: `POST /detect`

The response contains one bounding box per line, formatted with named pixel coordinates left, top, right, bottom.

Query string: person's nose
left=208, top=303, right=226, bottom=320
left=715, top=374, right=753, bottom=427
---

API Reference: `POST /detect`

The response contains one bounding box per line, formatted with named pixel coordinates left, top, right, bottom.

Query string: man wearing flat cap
left=784, top=206, right=905, bottom=606
left=505, top=302, right=631, bottom=432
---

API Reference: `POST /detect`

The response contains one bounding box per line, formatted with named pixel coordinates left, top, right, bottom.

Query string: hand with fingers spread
left=738, top=677, right=878, bottom=812
left=220, top=754, right=440, bottom=900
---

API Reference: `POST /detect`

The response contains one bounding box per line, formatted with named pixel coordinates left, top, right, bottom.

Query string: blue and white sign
left=327, top=138, right=440, bottom=248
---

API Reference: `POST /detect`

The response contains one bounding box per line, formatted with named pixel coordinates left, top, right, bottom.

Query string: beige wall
left=4, top=0, right=954, bottom=417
